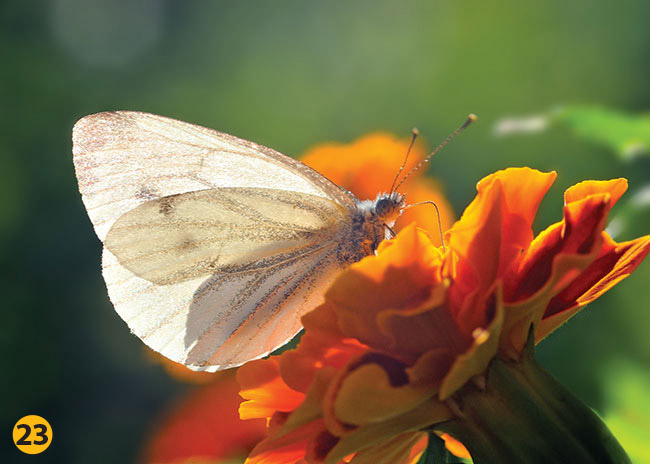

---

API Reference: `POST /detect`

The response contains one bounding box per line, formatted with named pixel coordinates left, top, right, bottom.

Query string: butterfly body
left=73, top=111, right=405, bottom=371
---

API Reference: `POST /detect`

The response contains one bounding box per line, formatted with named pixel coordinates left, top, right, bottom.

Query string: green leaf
left=554, top=106, right=650, bottom=159
left=495, top=106, right=650, bottom=160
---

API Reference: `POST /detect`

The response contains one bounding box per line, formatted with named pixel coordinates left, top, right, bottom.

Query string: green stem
left=435, top=334, right=630, bottom=464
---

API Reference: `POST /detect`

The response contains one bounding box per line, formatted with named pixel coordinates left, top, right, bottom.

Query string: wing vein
left=189, top=246, right=334, bottom=364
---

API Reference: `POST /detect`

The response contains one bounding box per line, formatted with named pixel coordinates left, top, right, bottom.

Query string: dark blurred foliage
left=1, top=1, right=649, bottom=462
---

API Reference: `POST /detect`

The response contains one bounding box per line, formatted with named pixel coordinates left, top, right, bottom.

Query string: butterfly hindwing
left=104, top=187, right=346, bottom=285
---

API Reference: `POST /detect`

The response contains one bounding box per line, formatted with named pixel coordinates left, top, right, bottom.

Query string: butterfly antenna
left=389, top=128, right=419, bottom=194
left=404, top=200, right=447, bottom=251
left=394, top=114, right=477, bottom=192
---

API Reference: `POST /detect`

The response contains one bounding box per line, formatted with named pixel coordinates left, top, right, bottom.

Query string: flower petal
left=145, top=372, right=266, bottom=464
left=333, top=359, right=434, bottom=425
left=538, top=233, right=650, bottom=340
left=277, top=303, right=369, bottom=396
left=301, top=133, right=427, bottom=202
left=406, top=348, right=455, bottom=388
left=238, top=358, right=305, bottom=420
left=507, top=179, right=628, bottom=303
left=245, top=419, right=326, bottom=464
left=283, top=367, right=339, bottom=435
left=439, top=288, right=505, bottom=400
left=348, top=432, right=426, bottom=464
left=375, top=285, right=464, bottom=364
left=326, top=225, right=443, bottom=358
left=476, top=168, right=557, bottom=231
left=440, top=433, right=471, bottom=459
left=446, top=168, right=556, bottom=334
left=502, top=191, right=617, bottom=352
left=324, top=397, right=452, bottom=464
left=564, top=178, right=627, bottom=206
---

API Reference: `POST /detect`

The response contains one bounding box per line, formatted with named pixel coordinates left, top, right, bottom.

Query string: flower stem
left=435, top=333, right=630, bottom=464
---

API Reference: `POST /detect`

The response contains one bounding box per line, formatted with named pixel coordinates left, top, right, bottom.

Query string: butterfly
left=73, top=111, right=473, bottom=371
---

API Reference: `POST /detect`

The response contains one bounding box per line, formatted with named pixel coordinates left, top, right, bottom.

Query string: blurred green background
left=2, top=0, right=649, bottom=462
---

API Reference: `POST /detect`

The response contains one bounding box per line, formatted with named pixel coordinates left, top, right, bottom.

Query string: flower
left=238, top=167, right=650, bottom=463
left=144, top=371, right=267, bottom=463
left=301, top=133, right=455, bottom=246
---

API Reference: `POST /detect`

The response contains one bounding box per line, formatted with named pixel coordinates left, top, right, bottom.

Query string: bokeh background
left=2, top=0, right=649, bottom=462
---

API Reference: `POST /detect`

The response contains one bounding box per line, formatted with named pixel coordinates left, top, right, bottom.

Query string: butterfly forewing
left=73, top=111, right=355, bottom=240
left=73, top=111, right=360, bottom=370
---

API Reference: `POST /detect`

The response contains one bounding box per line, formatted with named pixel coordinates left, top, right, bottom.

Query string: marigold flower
left=301, top=133, right=455, bottom=245
left=238, top=167, right=650, bottom=463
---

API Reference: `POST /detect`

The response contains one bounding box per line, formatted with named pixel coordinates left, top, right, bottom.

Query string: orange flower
left=301, top=133, right=455, bottom=246
left=144, top=371, right=267, bottom=463
left=238, top=167, right=650, bottom=464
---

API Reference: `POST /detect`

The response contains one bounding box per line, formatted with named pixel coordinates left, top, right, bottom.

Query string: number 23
left=16, top=424, right=49, bottom=445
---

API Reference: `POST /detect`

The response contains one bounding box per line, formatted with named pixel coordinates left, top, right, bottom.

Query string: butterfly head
left=373, top=192, right=406, bottom=225
left=353, top=192, right=406, bottom=256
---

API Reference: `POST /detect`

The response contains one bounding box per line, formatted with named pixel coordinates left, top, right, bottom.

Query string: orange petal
left=301, top=133, right=428, bottom=202
left=347, top=431, right=426, bottom=464
left=406, top=434, right=429, bottom=464
left=538, top=233, right=650, bottom=340
left=283, top=367, right=338, bottom=434
left=306, top=428, right=341, bottom=463
left=475, top=168, right=557, bottom=234
left=145, top=371, right=266, bottom=463
left=571, top=234, right=650, bottom=306
left=326, top=225, right=443, bottom=357
left=505, top=193, right=612, bottom=303
left=238, top=358, right=305, bottom=420
left=324, top=397, right=452, bottom=464
left=245, top=419, right=326, bottom=464
left=280, top=303, right=368, bottom=393
left=375, top=282, right=462, bottom=362
left=407, top=348, right=455, bottom=388
left=445, top=183, right=503, bottom=332
left=333, top=359, right=434, bottom=426
left=440, top=433, right=471, bottom=459
left=502, top=192, right=618, bottom=353
left=439, top=288, right=504, bottom=400
left=448, top=168, right=556, bottom=267
left=564, top=178, right=627, bottom=207
left=446, top=168, right=556, bottom=334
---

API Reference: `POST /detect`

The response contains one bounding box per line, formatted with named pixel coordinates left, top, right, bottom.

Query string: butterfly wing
left=102, top=188, right=351, bottom=370
left=73, top=111, right=356, bottom=240
left=73, top=112, right=359, bottom=370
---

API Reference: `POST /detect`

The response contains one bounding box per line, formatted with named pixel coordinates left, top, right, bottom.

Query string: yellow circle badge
left=13, top=415, right=52, bottom=454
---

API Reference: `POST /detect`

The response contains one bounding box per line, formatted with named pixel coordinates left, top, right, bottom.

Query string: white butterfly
left=72, top=112, right=408, bottom=371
